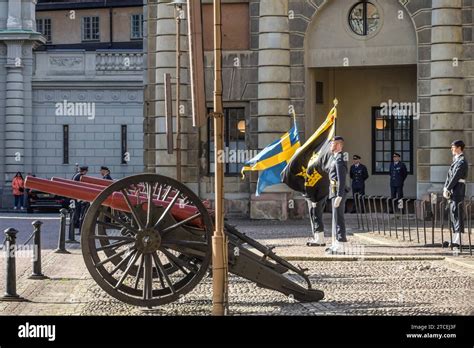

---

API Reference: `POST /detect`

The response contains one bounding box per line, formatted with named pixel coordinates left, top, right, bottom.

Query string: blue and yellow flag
left=242, top=123, right=301, bottom=196
left=281, top=101, right=338, bottom=202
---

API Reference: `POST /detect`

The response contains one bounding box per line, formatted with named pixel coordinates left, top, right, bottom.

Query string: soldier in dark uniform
left=100, top=166, right=112, bottom=180
left=443, top=140, right=469, bottom=248
left=326, top=136, right=348, bottom=254
left=350, top=155, right=369, bottom=213
left=389, top=153, right=408, bottom=199
left=72, top=166, right=88, bottom=230
left=306, top=196, right=328, bottom=247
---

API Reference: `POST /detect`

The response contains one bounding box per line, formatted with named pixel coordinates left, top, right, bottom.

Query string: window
left=82, top=16, right=100, bottom=41
left=316, top=81, right=324, bottom=104
left=36, top=18, right=52, bottom=43
left=121, top=125, right=128, bottom=164
left=208, top=108, right=246, bottom=176
left=63, top=125, right=69, bottom=164
left=131, top=14, right=143, bottom=40
left=372, top=107, right=413, bottom=174
left=348, top=1, right=380, bottom=37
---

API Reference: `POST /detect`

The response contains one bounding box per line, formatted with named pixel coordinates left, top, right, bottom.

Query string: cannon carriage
left=25, top=174, right=324, bottom=308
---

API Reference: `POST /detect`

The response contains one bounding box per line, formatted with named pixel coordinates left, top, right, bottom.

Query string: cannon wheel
left=81, top=174, right=213, bottom=307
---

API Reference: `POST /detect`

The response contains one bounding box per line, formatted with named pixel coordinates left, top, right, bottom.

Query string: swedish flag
left=242, top=124, right=301, bottom=196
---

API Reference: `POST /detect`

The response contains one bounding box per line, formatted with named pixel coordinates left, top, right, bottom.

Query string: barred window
left=82, top=16, right=100, bottom=41
left=36, top=18, right=52, bottom=43
left=131, top=14, right=143, bottom=39
left=372, top=106, right=414, bottom=174
left=208, top=108, right=246, bottom=176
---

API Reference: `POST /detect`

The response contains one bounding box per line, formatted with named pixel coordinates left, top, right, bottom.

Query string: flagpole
left=211, top=0, right=228, bottom=316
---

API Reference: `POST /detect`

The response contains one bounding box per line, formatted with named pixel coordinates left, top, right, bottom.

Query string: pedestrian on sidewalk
left=11, top=172, right=25, bottom=210
left=326, top=136, right=348, bottom=254
left=443, top=140, right=469, bottom=248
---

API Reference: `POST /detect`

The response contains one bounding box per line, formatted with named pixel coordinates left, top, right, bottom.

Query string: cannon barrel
left=24, top=176, right=204, bottom=227
left=81, top=176, right=113, bottom=187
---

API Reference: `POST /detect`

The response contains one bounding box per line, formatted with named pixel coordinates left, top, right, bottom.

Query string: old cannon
left=24, top=174, right=324, bottom=307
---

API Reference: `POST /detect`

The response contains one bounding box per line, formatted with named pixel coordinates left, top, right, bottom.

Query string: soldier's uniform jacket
left=72, top=172, right=83, bottom=182
left=389, top=162, right=408, bottom=187
left=329, top=152, right=347, bottom=199
left=445, top=154, right=469, bottom=202
left=350, top=164, right=369, bottom=189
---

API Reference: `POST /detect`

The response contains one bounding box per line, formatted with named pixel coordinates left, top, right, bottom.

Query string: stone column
left=7, top=0, right=22, bottom=30
left=251, top=0, right=291, bottom=220
left=5, top=40, right=25, bottom=178
left=421, top=0, right=466, bottom=195
left=153, top=1, right=193, bottom=187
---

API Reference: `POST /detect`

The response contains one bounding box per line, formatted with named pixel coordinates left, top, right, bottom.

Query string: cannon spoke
left=154, top=190, right=181, bottom=229
left=114, top=251, right=141, bottom=289
left=109, top=249, right=137, bottom=276
left=95, top=247, right=131, bottom=268
left=100, top=209, right=140, bottom=235
left=161, top=213, right=202, bottom=235
left=160, top=248, right=196, bottom=275
left=152, top=252, right=176, bottom=294
left=91, top=235, right=135, bottom=242
left=96, top=239, right=134, bottom=252
left=134, top=255, right=144, bottom=290
left=146, top=182, right=154, bottom=228
left=143, top=254, right=153, bottom=300
left=121, top=189, right=145, bottom=231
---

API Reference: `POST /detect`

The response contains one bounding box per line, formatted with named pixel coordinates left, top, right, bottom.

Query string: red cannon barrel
left=24, top=176, right=205, bottom=228
left=81, top=176, right=113, bottom=187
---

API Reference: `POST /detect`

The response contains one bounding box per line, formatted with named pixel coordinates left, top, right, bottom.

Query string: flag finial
left=333, top=98, right=339, bottom=107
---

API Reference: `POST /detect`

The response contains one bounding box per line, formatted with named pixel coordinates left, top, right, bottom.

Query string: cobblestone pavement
left=0, top=215, right=473, bottom=316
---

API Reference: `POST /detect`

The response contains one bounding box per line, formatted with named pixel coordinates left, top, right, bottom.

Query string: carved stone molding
left=49, top=56, right=83, bottom=68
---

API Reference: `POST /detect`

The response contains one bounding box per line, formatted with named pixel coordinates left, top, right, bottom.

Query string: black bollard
left=29, top=221, right=48, bottom=280
left=66, top=208, right=79, bottom=244
left=1, top=228, right=28, bottom=302
left=55, top=208, right=70, bottom=254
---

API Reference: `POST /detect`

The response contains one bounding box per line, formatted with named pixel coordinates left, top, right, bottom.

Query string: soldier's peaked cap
left=333, top=136, right=344, bottom=142
left=80, top=166, right=89, bottom=171
left=353, top=155, right=361, bottom=160
left=451, top=140, right=465, bottom=148
left=101, top=166, right=109, bottom=171
left=393, top=153, right=401, bottom=157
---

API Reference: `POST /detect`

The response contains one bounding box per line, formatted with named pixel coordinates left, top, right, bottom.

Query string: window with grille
left=36, top=18, right=52, bottom=43
left=372, top=106, right=413, bottom=174
left=208, top=108, right=246, bottom=176
left=131, top=14, right=143, bottom=39
left=82, top=16, right=100, bottom=41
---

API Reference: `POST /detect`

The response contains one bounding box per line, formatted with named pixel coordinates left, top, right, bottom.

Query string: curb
left=444, top=257, right=474, bottom=273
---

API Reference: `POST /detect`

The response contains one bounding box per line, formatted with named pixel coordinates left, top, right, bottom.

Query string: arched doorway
left=304, top=0, right=418, bottom=197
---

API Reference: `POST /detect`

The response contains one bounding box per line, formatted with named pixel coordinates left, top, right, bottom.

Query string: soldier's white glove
left=443, top=188, right=451, bottom=200
left=334, top=196, right=342, bottom=208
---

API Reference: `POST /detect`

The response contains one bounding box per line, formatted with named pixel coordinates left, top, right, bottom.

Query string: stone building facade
left=146, top=0, right=473, bottom=219
left=0, top=0, right=145, bottom=208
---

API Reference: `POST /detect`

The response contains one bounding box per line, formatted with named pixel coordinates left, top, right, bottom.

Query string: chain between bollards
left=1, top=228, right=28, bottom=302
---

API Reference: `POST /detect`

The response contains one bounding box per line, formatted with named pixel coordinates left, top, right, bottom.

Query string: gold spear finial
left=333, top=98, right=339, bottom=107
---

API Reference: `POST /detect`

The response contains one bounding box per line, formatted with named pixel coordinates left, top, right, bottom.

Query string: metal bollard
left=399, top=199, right=405, bottom=241
left=0, top=228, right=28, bottom=302
left=414, top=200, right=420, bottom=243
left=361, top=196, right=369, bottom=232
left=372, top=197, right=380, bottom=234
left=386, top=198, right=392, bottom=237
left=29, top=221, right=48, bottom=280
left=422, top=200, right=427, bottom=245
left=66, top=208, right=79, bottom=244
left=392, top=199, right=399, bottom=239
left=468, top=199, right=472, bottom=256
left=379, top=197, right=386, bottom=236
left=440, top=200, right=446, bottom=245
left=55, top=208, right=70, bottom=254
left=405, top=199, right=412, bottom=242
left=354, top=193, right=361, bottom=230
left=358, top=194, right=365, bottom=231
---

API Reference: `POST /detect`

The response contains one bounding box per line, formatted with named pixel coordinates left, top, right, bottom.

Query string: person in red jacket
left=12, top=172, right=25, bottom=210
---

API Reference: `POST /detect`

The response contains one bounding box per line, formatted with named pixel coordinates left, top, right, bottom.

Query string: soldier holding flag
left=326, top=136, right=348, bottom=254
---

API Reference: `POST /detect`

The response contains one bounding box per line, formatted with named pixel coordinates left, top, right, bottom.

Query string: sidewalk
left=0, top=217, right=472, bottom=316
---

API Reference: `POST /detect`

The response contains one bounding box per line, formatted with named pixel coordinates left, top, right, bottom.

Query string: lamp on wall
left=237, top=120, right=246, bottom=133
left=376, top=118, right=387, bottom=130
